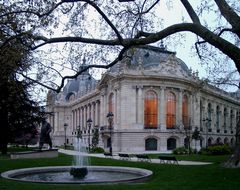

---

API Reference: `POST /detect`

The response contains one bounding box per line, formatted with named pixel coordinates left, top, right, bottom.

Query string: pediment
left=98, top=73, right=115, bottom=87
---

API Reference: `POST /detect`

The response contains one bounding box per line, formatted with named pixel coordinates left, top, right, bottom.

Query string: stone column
left=117, top=89, right=121, bottom=127
left=114, top=89, right=117, bottom=126
left=104, top=93, right=108, bottom=126
left=159, top=87, right=166, bottom=130
left=80, top=107, right=83, bottom=130
left=83, top=106, right=86, bottom=130
left=76, top=109, right=79, bottom=131
left=100, top=95, right=104, bottom=127
left=95, top=101, right=99, bottom=126
left=138, top=86, right=143, bottom=125
left=72, top=110, right=75, bottom=132
left=211, top=102, right=216, bottom=131
left=178, top=89, right=183, bottom=126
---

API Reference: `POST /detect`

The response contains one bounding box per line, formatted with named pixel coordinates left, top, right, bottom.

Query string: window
left=224, top=108, right=227, bottom=128
left=182, top=95, right=189, bottom=128
left=144, top=91, right=158, bottom=128
left=216, top=106, right=220, bottom=129
left=207, top=138, right=212, bottom=146
left=167, top=138, right=176, bottom=150
left=166, top=92, right=176, bottom=129
left=230, top=110, right=233, bottom=129
left=207, top=103, right=212, bottom=129
left=224, top=138, right=229, bottom=145
left=184, top=137, right=189, bottom=149
left=107, top=137, right=111, bottom=148
left=109, top=93, right=114, bottom=113
left=216, top=137, right=222, bottom=145
left=145, top=138, right=157, bottom=150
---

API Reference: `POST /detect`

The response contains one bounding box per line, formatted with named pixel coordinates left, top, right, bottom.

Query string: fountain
left=70, top=137, right=89, bottom=178
left=1, top=136, right=152, bottom=184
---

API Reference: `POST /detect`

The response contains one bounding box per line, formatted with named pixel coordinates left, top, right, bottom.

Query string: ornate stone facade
left=47, top=46, right=240, bottom=153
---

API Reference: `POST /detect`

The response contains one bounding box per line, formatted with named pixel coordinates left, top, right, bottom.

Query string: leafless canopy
left=1, top=0, right=239, bottom=92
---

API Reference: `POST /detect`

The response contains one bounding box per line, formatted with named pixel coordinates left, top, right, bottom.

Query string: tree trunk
left=223, top=144, right=240, bottom=168
left=0, top=93, right=9, bottom=155
left=224, top=119, right=240, bottom=168
left=0, top=114, right=8, bottom=155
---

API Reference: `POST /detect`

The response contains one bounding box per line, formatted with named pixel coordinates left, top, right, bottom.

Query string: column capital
left=159, top=86, right=166, bottom=90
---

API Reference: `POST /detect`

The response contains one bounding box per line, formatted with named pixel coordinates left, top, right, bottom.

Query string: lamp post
left=107, top=112, right=114, bottom=155
left=202, top=118, right=211, bottom=148
left=64, top=123, right=68, bottom=149
left=87, top=118, right=92, bottom=151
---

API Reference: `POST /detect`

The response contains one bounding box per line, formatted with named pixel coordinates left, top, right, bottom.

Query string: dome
left=109, top=45, right=191, bottom=75
left=55, top=73, right=97, bottom=102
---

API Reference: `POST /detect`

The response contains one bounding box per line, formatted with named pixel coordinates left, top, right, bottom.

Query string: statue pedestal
left=10, top=149, right=58, bottom=159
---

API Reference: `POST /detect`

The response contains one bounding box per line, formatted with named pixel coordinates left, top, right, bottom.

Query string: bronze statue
left=39, top=120, right=52, bottom=150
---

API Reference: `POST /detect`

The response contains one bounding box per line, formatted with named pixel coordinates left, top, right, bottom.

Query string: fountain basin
left=1, top=166, right=152, bottom=184
left=70, top=167, right=88, bottom=178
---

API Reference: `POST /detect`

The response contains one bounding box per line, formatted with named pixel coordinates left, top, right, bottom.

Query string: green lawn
left=0, top=151, right=239, bottom=190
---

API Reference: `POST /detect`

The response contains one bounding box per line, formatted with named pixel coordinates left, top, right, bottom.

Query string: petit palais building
left=46, top=46, right=240, bottom=153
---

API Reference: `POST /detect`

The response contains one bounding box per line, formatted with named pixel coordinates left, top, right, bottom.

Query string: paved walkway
left=58, top=149, right=212, bottom=166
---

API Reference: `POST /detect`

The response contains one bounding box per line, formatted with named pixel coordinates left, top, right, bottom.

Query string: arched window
left=145, top=138, right=158, bottom=151
left=184, top=137, right=189, bottom=149
left=207, top=138, right=212, bottom=146
left=230, top=138, right=234, bottom=146
left=166, top=92, right=176, bottom=129
left=107, top=137, right=111, bottom=148
left=224, top=138, right=229, bottom=145
left=167, top=138, right=176, bottom=150
left=108, top=93, right=114, bottom=113
left=144, top=91, right=158, bottom=128
left=182, top=95, right=189, bottom=128
left=207, top=103, right=212, bottom=129
left=223, top=108, right=227, bottom=128
left=216, top=106, right=220, bottom=129
left=230, top=110, right=233, bottom=129
left=216, top=137, right=222, bottom=145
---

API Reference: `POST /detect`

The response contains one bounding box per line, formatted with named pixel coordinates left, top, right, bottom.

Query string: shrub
left=90, top=147, right=104, bottom=153
left=207, top=144, right=233, bottom=155
left=173, top=147, right=192, bottom=155
left=199, top=145, right=233, bottom=155
left=198, top=148, right=209, bottom=155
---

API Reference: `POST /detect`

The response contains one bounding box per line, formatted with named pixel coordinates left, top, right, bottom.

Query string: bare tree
left=1, top=0, right=240, bottom=164
left=1, top=0, right=239, bottom=92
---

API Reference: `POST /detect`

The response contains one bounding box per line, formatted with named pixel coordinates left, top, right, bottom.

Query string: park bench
left=158, top=156, right=178, bottom=165
left=118, top=153, right=131, bottom=160
left=136, top=154, right=151, bottom=162
left=104, top=153, right=113, bottom=158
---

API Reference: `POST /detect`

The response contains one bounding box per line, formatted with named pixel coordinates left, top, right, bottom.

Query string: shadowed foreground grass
left=0, top=152, right=239, bottom=190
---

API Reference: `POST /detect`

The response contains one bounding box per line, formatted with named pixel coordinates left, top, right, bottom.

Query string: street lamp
left=107, top=112, right=114, bottom=155
left=87, top=118, right=92, bottom=151
left=202, top=118, right=211, bottom=148
left=64, top=123, right=68, bottom=149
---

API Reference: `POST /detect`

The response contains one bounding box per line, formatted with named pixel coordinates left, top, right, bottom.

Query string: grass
left=0, top=149, right=240, bottom=190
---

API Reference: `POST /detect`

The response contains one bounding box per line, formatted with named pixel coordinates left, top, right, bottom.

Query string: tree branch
left=180, top=0, right=201, bottom=24
left=0, top=1, right=64, bottom=19
left=62, top=0, right=123, bottom=43
left=131, top=23, right=240, bottom=73
left=214, top=0, right=240, bottom=37
left=32, top=22, right=240, bottom=73
left=21, top=46, right=130, bottom=92
left=32, top=36, right=120, bottom=50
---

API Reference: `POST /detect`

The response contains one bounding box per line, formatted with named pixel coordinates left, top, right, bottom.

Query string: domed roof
left=109, top=45, right=190, bottom=75
left=55, top=72, right=97, bottom=102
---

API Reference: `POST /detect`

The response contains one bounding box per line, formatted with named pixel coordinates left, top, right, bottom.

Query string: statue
left=39, top=120, right=52, bottom=150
